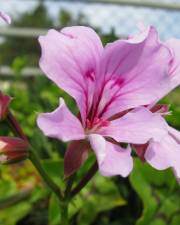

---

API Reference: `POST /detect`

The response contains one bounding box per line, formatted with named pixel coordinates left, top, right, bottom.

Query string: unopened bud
left=0, top=137, right=29, bottom=164
left=0, top=92, right=11, bottom=120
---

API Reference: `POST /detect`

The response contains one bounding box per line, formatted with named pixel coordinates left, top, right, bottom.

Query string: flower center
left=85, top=117, right=110, bottom=134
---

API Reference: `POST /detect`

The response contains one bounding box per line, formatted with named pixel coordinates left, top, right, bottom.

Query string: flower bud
left=0, top=137, right=29, bottom=164
left=0, top=92, right=11, bottom=120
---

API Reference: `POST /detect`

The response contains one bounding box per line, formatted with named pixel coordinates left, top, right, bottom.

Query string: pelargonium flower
left=37, top=26, right=179, bottom=178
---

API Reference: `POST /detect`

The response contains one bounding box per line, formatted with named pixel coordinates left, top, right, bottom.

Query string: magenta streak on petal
left=85, top=69, right=95, bottom=117
left=85, top=116, right=110, bottom=135
left=96, top=64, right=165, bottom=119
left=54, top=47, right=88, bottom=107
left=89, top=76, right=109, bottom=122
left=55, top=50, right=89, bottom=122
left=52, top=46, right=85, bottom=91
left=64, top=43, right=97, bottom=122
left=86, top=117, right=110, bottom=130
left=93, top=43, right=144, bottom=119
left=98, top=96, right=117, bottom=119
left=109, top=49, right=133, bottom=78
left=110, top=78, right=124, bottom=89
left=93, top=51, right=148, bottom=119
left=85, top=69, right=95, bottom=82
left=64, top=45, right=90, bottom=119
left=97, top=78, right=125, bottom=118
left=94, top=34, right=172, bottom=120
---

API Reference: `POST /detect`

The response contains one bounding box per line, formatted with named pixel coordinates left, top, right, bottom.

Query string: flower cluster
left=35, top=26, right=179, bottom=179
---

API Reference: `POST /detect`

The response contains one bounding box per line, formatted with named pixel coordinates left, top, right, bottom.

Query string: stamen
left=85, top=117, right=110, bottom=133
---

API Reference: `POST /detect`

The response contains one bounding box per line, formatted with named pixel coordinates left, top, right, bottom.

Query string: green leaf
left=42, top=159, right=64, bottom=179
left=0, top=202, right=31, bottom=225
left=48, top=194, right=61, bottom=225
left=69, top=174, right=126, bottom=225
left=130, top=159, right=180, bottom=225
left=42, top=159, right=64, bottom=187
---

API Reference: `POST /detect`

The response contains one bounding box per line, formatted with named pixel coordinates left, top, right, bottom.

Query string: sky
left=1, top=0, right=180, bottom=40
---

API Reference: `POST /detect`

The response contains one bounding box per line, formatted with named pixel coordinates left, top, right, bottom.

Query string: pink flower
left=37, top=26, right=175, bottom=177
left=0, top=11, right=11, bottom=24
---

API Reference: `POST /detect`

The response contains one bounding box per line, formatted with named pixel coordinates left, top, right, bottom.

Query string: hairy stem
left=6, top=110, right=28, bottom=141
left=64, top=174, right=76, bottom=199
left=29, top=147, right=63, bottom=201
left=61, top=202, right=69, bottom=225
left=70, top=161, right=98, bottom=198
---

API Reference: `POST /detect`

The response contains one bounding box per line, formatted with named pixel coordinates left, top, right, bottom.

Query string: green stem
left=6, top=110, right=28, bottom=141
left=29, top=147, right=63, bottom=201
left=70, top=161, right=98, bottom=199
left=64, top=174, right=76, bottom=199
left=61, top=202, right=69, bottom=225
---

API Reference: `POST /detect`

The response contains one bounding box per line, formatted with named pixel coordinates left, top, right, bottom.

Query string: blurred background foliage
left=0, top=1, right=179, bottom=225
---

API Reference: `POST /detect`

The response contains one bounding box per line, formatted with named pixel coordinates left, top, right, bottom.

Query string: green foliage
left=70, top=174, right=126, bottom=225
left=130, top=159, right=180, bottom=225
left=0, top=161, right=49, bottom=225
left=161, top=88, right=180, bottom=129
left=0, top=202, right=31, bottom=225
left=48, top=194, right=61, bottom=225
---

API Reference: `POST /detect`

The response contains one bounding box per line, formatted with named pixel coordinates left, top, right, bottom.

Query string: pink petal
left=39, top=26, right=103, bottom=125
left=89, top=134, right=106, bottom=164
left=168, top=126, right=180, bottom=144
left=145, top=134, right=180, bottom=178
left=99, top=107, right=167, bottom=144
left=0, top=11, right=11, bottom=24
left=64, top=140, right=90, bottom=178
left=166, top=38, right=180, bottom=90
left=94, top=26, right=171, bottom=119
left=89, top=134, right=133, bottom=177
left=37, top=98, right=85, bottom=142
